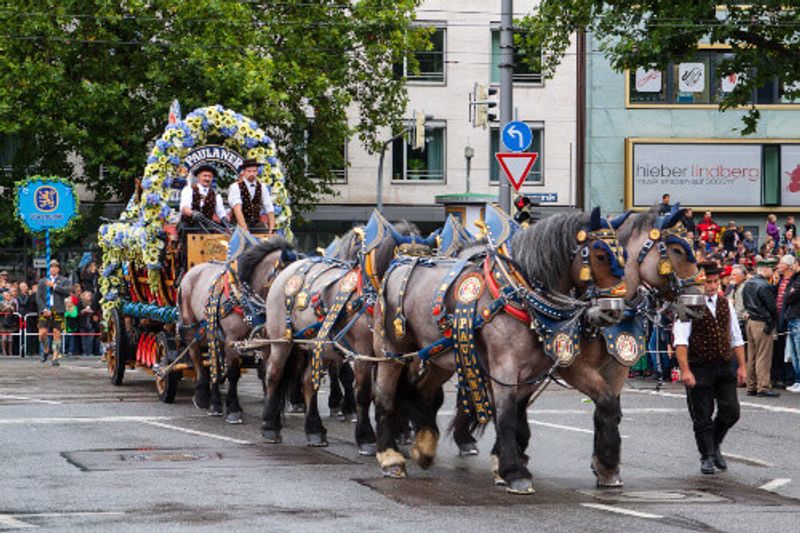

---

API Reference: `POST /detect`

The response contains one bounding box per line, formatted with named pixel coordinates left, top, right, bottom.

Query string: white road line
left=140, top=420, right=253, bottom=445
left=759, top=478, right=791, bottom=492
left=580, top=503, right=663, bottom=520
left=527, top=419, right=629, bottom=439
left=627, top=387, right=800, bottom=415
left=0, top=394, right=62, bottom=405
left=0, top=514, right=36, bottom=529
left=0, top=416, right=173, bottom=425
left=723, top=453, right=774, bottom=468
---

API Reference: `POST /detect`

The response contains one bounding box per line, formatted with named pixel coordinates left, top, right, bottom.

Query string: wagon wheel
left=107, top=309, right=128, bottom=386
left=154, top=332, right=181, bottom=403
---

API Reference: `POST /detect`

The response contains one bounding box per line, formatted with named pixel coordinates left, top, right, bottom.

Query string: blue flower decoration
left=142, top=177, right=152, bottom=190
left=147, top=155, right=158, bottom=164
left=159, top=205, right=171, bottom=219
left=267, top=156, right=278, bottom=166
left=146, top=193, right=161, bottom=206
left=156, top=139, right=169, bottom=152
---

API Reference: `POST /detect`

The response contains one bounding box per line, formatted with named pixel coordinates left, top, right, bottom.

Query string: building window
left=392, top=123, right=446, bottom=182
left=490, top=29, right=542, bottom=85
left=628, top=49, right=795, bottom=106
left=0, top=134, right=18, bottom=175
left=490, top=126, right=543, bottom=185
left=396, top=26, right=446, bottom=83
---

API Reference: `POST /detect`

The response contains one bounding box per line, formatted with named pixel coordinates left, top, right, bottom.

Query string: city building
left=584, top=31, right=800, bottom=239
left=301, top=0, right=579, bottom=247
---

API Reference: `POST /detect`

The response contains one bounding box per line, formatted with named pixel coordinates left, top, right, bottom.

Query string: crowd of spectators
left=0, top=253, right=102, bottom=357
left=635, top=199, right=800, bottom=396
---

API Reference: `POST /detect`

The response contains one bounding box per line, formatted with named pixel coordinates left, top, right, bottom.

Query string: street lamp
left=464, top=145, right=474, bottom=193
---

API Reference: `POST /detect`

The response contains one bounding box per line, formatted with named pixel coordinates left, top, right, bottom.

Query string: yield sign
left=495, top=152, right=538, bottom=191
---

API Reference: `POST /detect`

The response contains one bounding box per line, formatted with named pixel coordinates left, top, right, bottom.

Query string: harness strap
left=431, top=257, right=470, bottom=320
left=392, top=256, right=419, bottom=339
left=484, top=256, right=531, bottom=324
left=310, top=271, right=359, bottom=390
left=296, top=263, right=340, bottom=310
left=454, top=292, right=493, bottom=425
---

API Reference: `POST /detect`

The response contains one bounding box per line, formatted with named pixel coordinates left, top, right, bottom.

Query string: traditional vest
left=688, top=297, right=732, bottom=362
left=181, top=185, right=216, bottom=224
left=238, top=179, right=263, bottom=227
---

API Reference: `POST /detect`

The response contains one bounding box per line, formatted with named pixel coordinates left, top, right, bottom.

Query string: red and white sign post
left=495, top=152, right=538, bottom=191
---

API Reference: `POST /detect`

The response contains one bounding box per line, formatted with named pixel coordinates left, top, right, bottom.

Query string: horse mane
left=335, top=228, right=362, bottom=262
left=237, top=236, right=289, bottom=286
left=618, top=206, right=659, bottom=246
left=392, top=220, right=420, bottom=237
left=510, top=211, right=588, bottom=291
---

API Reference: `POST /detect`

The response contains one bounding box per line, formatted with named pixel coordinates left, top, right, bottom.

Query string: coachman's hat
left=194, top=164, right=218, bottom=178
left=239, top=158, right=260, bottom=172
left=698, top=261, right=724, bottom=276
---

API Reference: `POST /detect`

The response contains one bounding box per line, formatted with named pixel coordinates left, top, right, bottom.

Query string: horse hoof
left=494, top=475, right=507, bottom=486
left=358, top=443, right=377, bottom=457
left=225, top=412, right=243, bottom=425
left=307, top=433, right=328, bottom=447
left=506, top=478, right=536, bottom=495
left=262, top=429, right=282, bottom=444
left=193, top=396, right=210, bottom=410
left=458, top=442, right=479, bottom=456
left=288, top=403, right=305, bottom=414
left=381, top=464, right=407, bottom=479
left=596, top=476, right=624, bottom=488
left=207, top=405, right=223, bottom=417
left=330, top=407, right=342, bottom=418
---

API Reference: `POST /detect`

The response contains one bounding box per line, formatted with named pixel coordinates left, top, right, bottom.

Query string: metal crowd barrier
left=0, top=313, right=103, bottom=358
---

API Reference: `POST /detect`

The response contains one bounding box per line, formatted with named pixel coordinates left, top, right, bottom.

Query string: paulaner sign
left=183, top=145, right=244, bottom=175
left=629, top=142, right=761, bottom=207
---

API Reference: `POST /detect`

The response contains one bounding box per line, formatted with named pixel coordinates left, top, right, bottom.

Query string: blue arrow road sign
left=501, top=121, right=532, bottom=152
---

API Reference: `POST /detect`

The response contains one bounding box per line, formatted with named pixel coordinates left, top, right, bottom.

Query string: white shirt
left=179, top=184, right=227, bottom=220
left=228, top=180, right=274, bottom=214
left=672, top=294, right=744, bottom=348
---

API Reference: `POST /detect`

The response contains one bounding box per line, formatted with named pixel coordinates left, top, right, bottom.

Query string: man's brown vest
left=181, top=185, right=216, bottom=224
left=238, top=179, right=263, bottom=227
left=688, top=297, right=732, bottom=362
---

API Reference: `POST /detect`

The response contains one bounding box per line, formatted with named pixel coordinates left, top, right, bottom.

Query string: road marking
left=140, top=420, right=253, bottom=445
left=0, top=416, right=172, bottom=425
left=527, top=419, right=628, bottom=439
left=0, top=394, right=62, bottom=405
left=626, top=387, right=800, bottom=415
left=580, top=503, right=663, bottom=519
left=0, top=511, right=124, bottom=529
left=759, top=478, right=791, bottom=492
left=0, top=514, right=36, bottom=529
left=438, top=408, right=686, bottom=416
left=723, top=453, right=773, bottom=468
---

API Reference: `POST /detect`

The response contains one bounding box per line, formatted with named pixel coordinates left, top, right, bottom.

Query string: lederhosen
left=237, top=179, right=265, bottom=229
left=685, top=298, right=740, bottom=457
left=181, top=185, right=217, bottom=225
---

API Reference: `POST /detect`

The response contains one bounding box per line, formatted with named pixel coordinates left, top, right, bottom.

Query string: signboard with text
left=629, top=142, right=762, bottom=208
left=781, top=144, right=800, bottom=206
left=16, top=178, right=78, bottom=232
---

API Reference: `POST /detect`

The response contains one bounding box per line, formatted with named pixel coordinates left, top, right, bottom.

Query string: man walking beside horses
left=673, top=262, right=746, bottom=475
left=36, top=259, right=72, bottom=366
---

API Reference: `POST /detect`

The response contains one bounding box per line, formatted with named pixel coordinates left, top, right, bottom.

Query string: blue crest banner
left=17, top=179, right=78, bottom=232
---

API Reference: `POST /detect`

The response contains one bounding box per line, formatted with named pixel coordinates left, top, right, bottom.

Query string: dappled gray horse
left=373, top=208, right=628, bottom=494
left=178, top=237, right=292, bottom=423
left=261, top=210, right=436, bottom=452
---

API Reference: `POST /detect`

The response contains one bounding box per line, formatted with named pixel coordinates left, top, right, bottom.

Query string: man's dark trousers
left=686, top=359, right=741, bottom=456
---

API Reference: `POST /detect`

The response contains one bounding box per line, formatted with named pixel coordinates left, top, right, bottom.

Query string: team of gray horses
left=176, top=204, right=702, bottom=493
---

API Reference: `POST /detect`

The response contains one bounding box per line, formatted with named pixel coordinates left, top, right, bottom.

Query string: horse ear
left=660, top=203, right=685, bottom=230
left=388, top=224, right=405, bottom=244
left=589, top=206, right=602, bottom=231
left=363, top=209, right=389, bottom=252
left=609, top=211, right=633, bottom=230
left=421, top=228, right=440, bottom=247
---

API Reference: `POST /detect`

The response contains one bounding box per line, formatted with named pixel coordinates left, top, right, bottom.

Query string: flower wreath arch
left=98, top=105, right=292, bottom=320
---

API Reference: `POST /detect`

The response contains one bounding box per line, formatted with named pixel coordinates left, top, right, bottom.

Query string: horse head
left=618, top=204, right=704, bottom=320
left=438, top=215, right=474, bottom=257
left=575, top=207, right=629, bottom=298
left=362, top=209, right=433, bottom=291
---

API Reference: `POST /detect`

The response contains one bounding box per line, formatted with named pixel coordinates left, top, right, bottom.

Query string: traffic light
left=472, top=83, right=498, bottom=129
left=513, top=195, right=531, bottom=225
left=414, top=110, right=425, bottom=150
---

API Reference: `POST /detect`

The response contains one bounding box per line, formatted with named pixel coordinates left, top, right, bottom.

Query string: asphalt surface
left=1, top=357, right=799, bottom=532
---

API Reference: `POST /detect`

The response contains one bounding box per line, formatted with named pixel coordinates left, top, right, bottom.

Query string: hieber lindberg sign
left=630, top=142, right=761, bottom=207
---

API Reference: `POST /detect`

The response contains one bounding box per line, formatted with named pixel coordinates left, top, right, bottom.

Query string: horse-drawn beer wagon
left=98, top=105, right=292, bottom=402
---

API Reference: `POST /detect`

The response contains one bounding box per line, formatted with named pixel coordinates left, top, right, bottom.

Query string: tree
left=0, top=0, right=428, bottom=245
left=516, top=1, right=800, bottom=134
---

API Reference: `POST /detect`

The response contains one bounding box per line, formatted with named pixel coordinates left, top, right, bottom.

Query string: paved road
left=1, top=357, right=799, bottom=532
